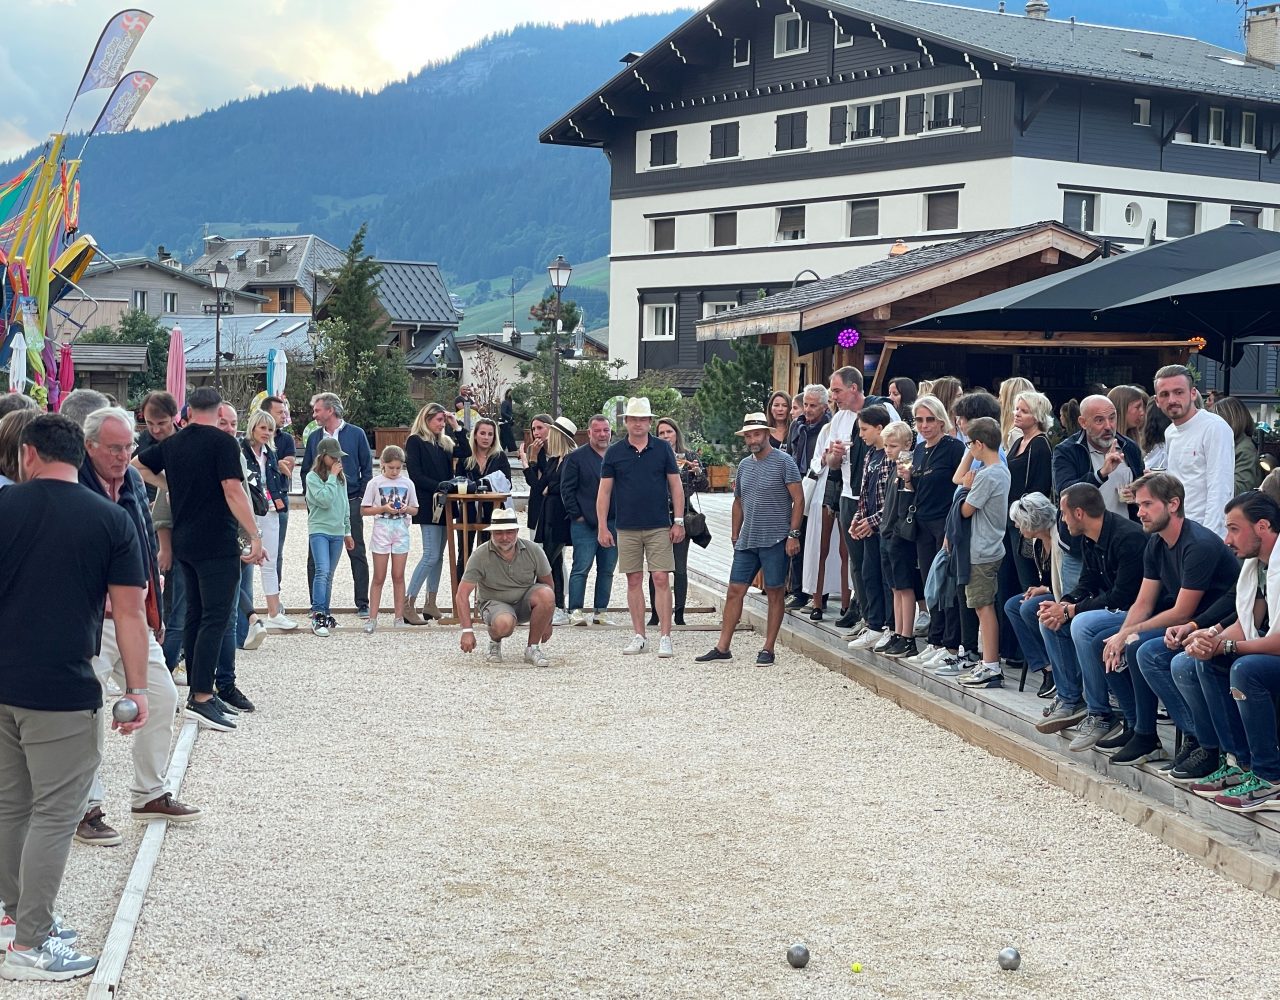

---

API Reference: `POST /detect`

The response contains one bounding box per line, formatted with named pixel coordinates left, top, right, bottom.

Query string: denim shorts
left=730, top=539, right=790, bottom=589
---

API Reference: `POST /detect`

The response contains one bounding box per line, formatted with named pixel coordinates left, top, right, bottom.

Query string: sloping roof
left=457, top=331, right=610, bottom=358
left=189, top=235, right=346, bottom=299
left=402, top=329, right=462, bottom=370
left=543, top=0, right=1280, bottom=145
left=645, top=367, right=704, bottom=394
left=82, top=258, right=267, bottom=301
left=374, top=261, right=460, bottom=326
left=162, top=313, right=314, bottom=372
left=70, top=343, right=149, bottom=372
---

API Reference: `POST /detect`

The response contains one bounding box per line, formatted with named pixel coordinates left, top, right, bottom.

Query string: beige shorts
left=480, top=584, right=552, bottom=626
left=965, top=560, right=1002, bottom=609
left=617, top=527, right=674, bottom=575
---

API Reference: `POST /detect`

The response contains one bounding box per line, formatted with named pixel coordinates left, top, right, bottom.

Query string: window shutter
left=905, top=94, right=925, bottom=135
left=779, top=206, right=806, bottom=233
left=775, top=115, right=788, bottom=150
left=710, top=125, right=724, bottom=160
left=880, top=98, right=901, bottom=138
left=795, top=111, right=807, bottom=148
left=725, top=121, right=740, bottom=157
left=650, top=133, right=663, bottom=167
left=829, top=105, right=848, bottom=145
left=665, top=131, right=677, bottom=163
left=961, top=87, right=983, bottom=127
left=1226, top=111, right=1239, bottom=148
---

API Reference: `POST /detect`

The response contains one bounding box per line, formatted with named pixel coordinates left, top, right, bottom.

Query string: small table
left=441, top=491, right=511, bottom=624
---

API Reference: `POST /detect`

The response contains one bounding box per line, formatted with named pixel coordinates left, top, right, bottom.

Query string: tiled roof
left=190, top=235, right=346, bottom=302
left=69, top=343, right=149, bottom=371
left=645, top=367, right=704, bottom=394
left=456, top=331, right=610, bottom=359
left=83, top=258, right=266, bottom=301
left=162, top=313, right=314, bottom=372
left=374, top=261, right=460, bottom=326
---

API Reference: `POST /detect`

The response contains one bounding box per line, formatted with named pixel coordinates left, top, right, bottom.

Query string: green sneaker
left=1189, top=758, right=1247, bottom=800
left=1214, top=772, right=1280, bottom=813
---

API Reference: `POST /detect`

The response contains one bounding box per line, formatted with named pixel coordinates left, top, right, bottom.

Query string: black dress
left=463, top=452, right=514, bottom=527
left=523, top=448, right=549, bottom=535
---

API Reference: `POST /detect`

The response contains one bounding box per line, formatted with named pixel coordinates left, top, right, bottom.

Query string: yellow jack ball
left=851, top=963, right=863, bottom=973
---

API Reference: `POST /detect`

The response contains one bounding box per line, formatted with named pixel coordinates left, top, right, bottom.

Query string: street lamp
left=210, top=260, right=229, bottom=391
left=547, top=254, right=572, bottom=417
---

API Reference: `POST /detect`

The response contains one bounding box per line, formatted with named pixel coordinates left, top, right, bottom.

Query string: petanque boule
left=998, top=947, right=1021, bottom=971
left=786, top=944, right=809, bottom=969
left=112, top=697, right=139, bottom=724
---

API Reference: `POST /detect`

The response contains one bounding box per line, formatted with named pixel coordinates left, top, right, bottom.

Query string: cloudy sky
left=1, top=0, right=691, bottom=161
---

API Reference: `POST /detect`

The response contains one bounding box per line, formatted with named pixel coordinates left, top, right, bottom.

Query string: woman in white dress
left=802, top=420, right=846, bottom=612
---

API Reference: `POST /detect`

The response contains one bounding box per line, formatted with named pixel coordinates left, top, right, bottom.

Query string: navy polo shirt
left=601, top=434, right=678, bottom=530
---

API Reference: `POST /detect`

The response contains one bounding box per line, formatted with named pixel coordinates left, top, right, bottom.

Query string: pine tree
left=324, top=223, right=388, bottom=354
left=693, top=339, right=773, bottom=444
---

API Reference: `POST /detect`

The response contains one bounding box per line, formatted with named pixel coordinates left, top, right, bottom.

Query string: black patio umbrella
left=899, top=225, right=1280, bottom=355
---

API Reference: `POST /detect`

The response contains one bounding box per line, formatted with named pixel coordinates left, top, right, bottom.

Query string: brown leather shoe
left=131, top=793, right=202, bottom=824
left=75, top=806, right=122, bottom=847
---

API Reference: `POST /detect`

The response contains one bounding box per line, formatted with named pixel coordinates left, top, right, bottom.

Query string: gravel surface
left=17, top=510, right=1280, bottom=998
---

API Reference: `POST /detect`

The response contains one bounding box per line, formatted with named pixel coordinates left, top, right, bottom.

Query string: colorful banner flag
left=90, top=71, right=157, bottom=135
left=75, top=10, right=153, bottom=97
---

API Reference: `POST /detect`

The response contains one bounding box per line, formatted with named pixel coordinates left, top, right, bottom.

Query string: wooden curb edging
left=86, top=719, right=199, bottom=999
left=688, top=575, right=1280, bottom=901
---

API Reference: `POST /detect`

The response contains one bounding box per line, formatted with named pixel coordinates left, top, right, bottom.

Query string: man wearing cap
left=597, top=397, right=685, bottom=658
left=696, top=413, right=803, bottom=666
left=456, top=509, right=556, bottom=667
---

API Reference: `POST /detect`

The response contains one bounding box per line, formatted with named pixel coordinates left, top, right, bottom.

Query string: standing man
left=135, top=387, right=263, bottom=732
left=0, top=415, right=148, bottom=982
left=561, top=413, right=617, bottom=626
left=139, top=392, right=185, bottom=671
left=1153, top=364, right=1235, bottom=538
left=597, top=397, right=685, bottom=658
left=78, top=407, right=200, bottom=840
left=695, top=413, right=802, bottom=665
left=786, top=386, right=831, bottom=609
left=301, top=392, right=373, bottom=617
left=260, top=396, right=296, bottom=585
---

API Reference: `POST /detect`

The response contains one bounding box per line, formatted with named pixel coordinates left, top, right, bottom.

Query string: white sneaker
left=906, top=643, right=937, bottom=665
left=552, top=609, right=572, bottom=627
left=849, top=629, right=881, bottom=650
left=657, top=635, right=674, bottom=658
left=592, top=613, right=613, bottom=626
left=568, top=609, right=589, bottom=627
left=264, top=613, right=297, bottom=631
left=523, top=644, right=550, bottom=668
left=488, top=640, right=502, bottom=662
left=171, top=665, right=188, bottom=686
left=0, top=935, right=97, bottom=981
left=242, top=621, right=268, bottom=650
left=914, top=611, right=932, bottom=636
left=844, top=620, right=868, bottom=639
left=872, top=628, right=894, bottom=652
left=926, top=647, right=955, bottom=666
left=623, top=635, right=648, bottom=655
left=362, top=619, right=376, bottom=635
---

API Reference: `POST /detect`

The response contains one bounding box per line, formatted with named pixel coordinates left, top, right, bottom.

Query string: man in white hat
left=695, top=413, right=803, bottom=666
left=597, top=397, right=685, bottom=658
left=455, top=508, right=556, bottom=667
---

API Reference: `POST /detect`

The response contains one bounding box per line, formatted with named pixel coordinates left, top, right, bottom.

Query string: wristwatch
left=1224, top=639, right=1238, bottom=656
left=788, top=529, right=802, bottom=539
left=673, top=518, right=685, bottom=526
left=126, top=687, right=148, bottom=695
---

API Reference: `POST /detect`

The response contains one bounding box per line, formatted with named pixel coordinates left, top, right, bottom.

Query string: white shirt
left=1088, top=446, right=1132, bottom=517
left=829, top=402, right=900, bottom=500
left=1164, top=408, right=1235, bottom=538
left=323, top=420, right=346, bottom=440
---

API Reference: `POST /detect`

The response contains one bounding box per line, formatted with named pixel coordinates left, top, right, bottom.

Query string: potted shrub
left=699, top=443, right=734, bottom=491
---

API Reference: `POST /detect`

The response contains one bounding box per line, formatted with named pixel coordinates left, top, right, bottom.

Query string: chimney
left=257, top=238, right=270, bottom=255
left=157, top=244, right=169, bottom=262
left=1246, top=4, right=1280, bottom=66
left=997, top=1, right=1006, bottom=11
left=255, top=260, right=267, bottom=278
left=1025, top=0, right=1049, bottom=19
left=202, top=235, right=225, bottom=256
left=888, top=239, right=910, bottom=257
left=236, top=254, right=246, bottom=271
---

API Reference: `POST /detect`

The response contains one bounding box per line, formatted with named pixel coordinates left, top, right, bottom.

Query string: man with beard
left=455, top=508, right=556, bottom=667
left=695, top=413, right=803, bottom=666
left=1153, top=364, right=1234, bottom=538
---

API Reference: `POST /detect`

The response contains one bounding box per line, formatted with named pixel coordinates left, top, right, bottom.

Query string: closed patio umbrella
left=271, top=349, right=287, bottom=397
left=166, top=323, right=186, bottom=413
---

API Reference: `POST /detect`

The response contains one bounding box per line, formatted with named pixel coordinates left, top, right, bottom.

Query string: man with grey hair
left=78, top=407, right=200, bottom=841
left=301, top=392, right=373, bottom=616
left=57, top=389, right=110, bottom=430
left=0, top=393, right=37, bottom=418
left=785, top=384, right=830, bottom=608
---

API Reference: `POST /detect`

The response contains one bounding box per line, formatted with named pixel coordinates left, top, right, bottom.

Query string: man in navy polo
left=597, top=397, right=685, bottom=659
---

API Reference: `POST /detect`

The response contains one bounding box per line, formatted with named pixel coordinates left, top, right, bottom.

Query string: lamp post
left=210, top=260, right=229, bottom=391
left=547, top=254, right=572, bottom=417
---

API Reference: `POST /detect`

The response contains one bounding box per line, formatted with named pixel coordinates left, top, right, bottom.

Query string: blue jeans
left=1230, top=655, right=1280, bottom=782
left=568, top=519, right=617, bottom=612
left=162, top=568, right=185, bottom=670
left=1070, top=608, right=1128, bottom=718
left=1171, top=653, right=1250, bottom=764
left=310, top=534, right=344, bottom=615
left=1041, top=616, right=1087, bottom=706
left=408, top=523, right=447, bottom=600
left=1133, top=634, right=1197, bottom=737
left=1003, top=592, right=1054, bottom=672
left=1059, top=550, right=1083, bottom=595
left=235, top=561, right=254, bottom=646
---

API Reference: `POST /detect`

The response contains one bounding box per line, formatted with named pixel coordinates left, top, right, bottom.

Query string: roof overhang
left=696, top=223, right=1099, bottom=342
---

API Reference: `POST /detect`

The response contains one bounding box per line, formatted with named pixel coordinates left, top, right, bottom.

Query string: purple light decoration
left=837, top=327, right=860, bottom=349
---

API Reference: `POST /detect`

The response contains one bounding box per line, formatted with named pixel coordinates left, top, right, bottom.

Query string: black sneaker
left=787, top=593, right=810, bottom=610
left=1110, top=732, right=1168, bottom=767
left=212, top=694, right=240, bottom=716
left=326, top=615, right=340, bottom=630
left=887, top=637, right=918, bottom=659
left=184, top=697, right=236, bottom=731
left=756, top=649, right=776, bottom=666
left=1158, top=735, right=1200, bottom=773
left=1095, top=721, right=1133, bottom=752
left=881, top=634, right=909, bottom=657
left=1036, top=670, right=1056, bottom=699
left=218, top=686, right=256, bottom=713
left=694, top=647, right=732, bottom=662
left=834, top=607, right=861, bottom=629
left=1170, top=744, right=1219, bottom=782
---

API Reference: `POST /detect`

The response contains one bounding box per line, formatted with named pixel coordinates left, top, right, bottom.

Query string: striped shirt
left=734, top=448, right=801, bottom=550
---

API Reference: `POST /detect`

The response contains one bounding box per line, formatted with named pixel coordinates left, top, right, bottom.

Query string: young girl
left=305, top=438, right=354, bottom=637
left=361, top=445, right=419, bottom=633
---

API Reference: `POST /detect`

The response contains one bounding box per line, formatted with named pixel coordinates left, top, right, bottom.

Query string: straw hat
left=551, top=416, right=578, bottom=444
left=734, top=412, right=772, bottom=436
left=488, top=509, right=520, bottom=531
left=623, top=397, right=653, bottom=418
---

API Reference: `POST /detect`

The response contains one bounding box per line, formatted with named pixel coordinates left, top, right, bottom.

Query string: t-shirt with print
left=734, top=447, right=801, bottom=550
left=0, top=480, right=146, bottom=711
left=463, top=538, right=553, bottom=606
left=137, top=423, right=244, bottom=562
left=361, top=474, right=419, bottom=520
left=1142, top=518, right=1240, bottom=617
left=966, top=462, right=1011, bottom=565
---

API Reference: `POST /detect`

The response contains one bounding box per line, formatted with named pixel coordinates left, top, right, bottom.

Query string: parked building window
left=776, top=206, right=806, bottom=242
left=1231, top=206, right=1261, bottom=228
left=774, top=13, right=808, bottom=57
left=711, top=212, right=737, bottom=248
left=834, top=23, right=854, bottom=47
left=1063, top=191, right=1096, bottom=233
left=1166, top=201, right=1197, bottom=238
left=1209, top=107, right=1225, bottom=145
left=703, top=300, right=738, bottom=319
left=162, top=291, right=177, bottom=313
left=775, top=111, right=808, bottom=152
left=710, top=122, right=740, bottom=160
left=645, top=303, right=676, bottom=340
left=1132, top=98, right=1151, bottom=126
left=732, top=37, right=751, bottom=66
left=1242, top=111, right=1257, bottom=149
left=651, top=217, right=676, bottom=252
left=925, top=191, right=959, bottom=232
left=849, top=199, right=879, bottom=238
left=132, top=290, right=147, bottom=312
left=278, top=286, right=295, bottom=312
left=649, top=130, right=678, bottom=167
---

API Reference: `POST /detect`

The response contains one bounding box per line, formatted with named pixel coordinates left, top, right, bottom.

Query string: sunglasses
left=913, top=415, right=937, bottom=424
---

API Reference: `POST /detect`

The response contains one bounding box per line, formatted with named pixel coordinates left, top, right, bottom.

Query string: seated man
left=456, top=509, right=555, bottom=667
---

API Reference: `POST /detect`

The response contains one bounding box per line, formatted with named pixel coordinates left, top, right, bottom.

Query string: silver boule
left=998, top=947, right=1021, bottom=971
left=112, top=697, right=139, bottom=723
left=786, top=943, right=809, bottom=969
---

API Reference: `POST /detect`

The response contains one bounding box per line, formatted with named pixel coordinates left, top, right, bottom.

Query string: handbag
left=684, top=489, right=708, bottom=540
left=900, top=500, right=919, bottom=541
left=244, top=469, right=269, bottom=517
left=801, top=468, right=820, bottom=509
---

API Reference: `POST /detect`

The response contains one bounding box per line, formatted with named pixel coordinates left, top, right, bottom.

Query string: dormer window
left=834, top=23, right=854, bottom=48
left=1209, top=107, right=1225, bottom=145
left=774, top=13, right=808, bottom=57
left=732, top=37, right=751, bottom=66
